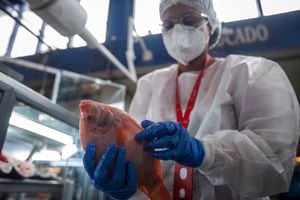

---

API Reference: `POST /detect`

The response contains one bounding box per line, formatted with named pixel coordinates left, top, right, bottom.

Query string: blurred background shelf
left=0, top=178, right=74, bottom=200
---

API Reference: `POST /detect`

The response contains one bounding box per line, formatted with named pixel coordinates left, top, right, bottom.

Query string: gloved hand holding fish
left=136, top=120, right=205, bottom=168
left=79, top=100, right=172, bottom=200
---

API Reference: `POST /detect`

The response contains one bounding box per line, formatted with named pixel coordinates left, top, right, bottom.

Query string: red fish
left=79, top=100, right=171, bottom=200
left=0, top=154, right=35, bottom=179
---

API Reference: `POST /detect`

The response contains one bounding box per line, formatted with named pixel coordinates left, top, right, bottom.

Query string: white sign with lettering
left=217, top=24, right=270, bottom=47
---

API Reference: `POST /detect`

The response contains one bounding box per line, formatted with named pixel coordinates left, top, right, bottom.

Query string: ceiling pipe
left=26, top=0, right=137, bottom=82
left=255, top=0, right=264, bottom=17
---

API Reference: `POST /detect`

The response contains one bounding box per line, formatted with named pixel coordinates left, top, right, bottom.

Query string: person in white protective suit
left=82, top=0, right=300, bottom=199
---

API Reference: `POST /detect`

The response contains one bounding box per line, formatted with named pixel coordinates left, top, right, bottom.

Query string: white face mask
left=162, top=23, right=209, bottom=65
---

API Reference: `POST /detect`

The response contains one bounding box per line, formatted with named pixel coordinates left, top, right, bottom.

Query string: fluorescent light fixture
left=31, top=145, right=78, bottom=161
left=9, top=112, right=74, bottom=145
left=61, top=144, right=78, bottom=160
left=32, top=150, right=61, bottom=161
left=32, top=144, right=78, bottom=161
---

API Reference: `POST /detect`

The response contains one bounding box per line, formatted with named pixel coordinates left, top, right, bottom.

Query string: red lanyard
left=173, top=54, right=212, bottom=200
left=175, top=54, right=212, bottom=129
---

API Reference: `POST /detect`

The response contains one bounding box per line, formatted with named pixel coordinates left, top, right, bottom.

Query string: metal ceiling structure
left=1, top=0, right=300, bottom=103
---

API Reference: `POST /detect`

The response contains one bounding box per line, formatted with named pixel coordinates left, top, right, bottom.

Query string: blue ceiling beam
left=106, top=0, right=134, bottom=42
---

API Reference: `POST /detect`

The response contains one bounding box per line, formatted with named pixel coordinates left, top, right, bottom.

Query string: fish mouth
left=79, top=100, right=93, bottom=118
left=79, top=100, right=105, bottom=123
left=79, top=100, right=102, bottom=120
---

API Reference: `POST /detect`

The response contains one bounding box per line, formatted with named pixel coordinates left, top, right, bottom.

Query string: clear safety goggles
left=161, top=13, right=208, bottom=32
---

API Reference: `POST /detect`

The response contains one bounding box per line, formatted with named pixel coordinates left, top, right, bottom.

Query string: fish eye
left=87, top=115, right=93, bottom=122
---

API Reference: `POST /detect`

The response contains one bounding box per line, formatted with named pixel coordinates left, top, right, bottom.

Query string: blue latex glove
left=83, top=142, right=137, bottom=200
left=135, top=120, right=205, bottom=167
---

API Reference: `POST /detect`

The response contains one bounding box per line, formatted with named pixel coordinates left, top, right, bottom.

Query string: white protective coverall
left=129, top=55, right=300, bottom=200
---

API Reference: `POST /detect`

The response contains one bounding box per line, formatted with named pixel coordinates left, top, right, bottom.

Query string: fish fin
left=148, top=183, right=172, bottom=200
left=138, top=185, right=149, bottom=196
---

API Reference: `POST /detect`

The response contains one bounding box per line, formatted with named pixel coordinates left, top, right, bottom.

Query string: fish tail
left=148, top=183, right=172, bottom=200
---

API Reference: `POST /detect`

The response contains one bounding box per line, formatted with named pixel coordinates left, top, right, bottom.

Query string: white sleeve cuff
left=198, top=139, right=216, bottom=172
